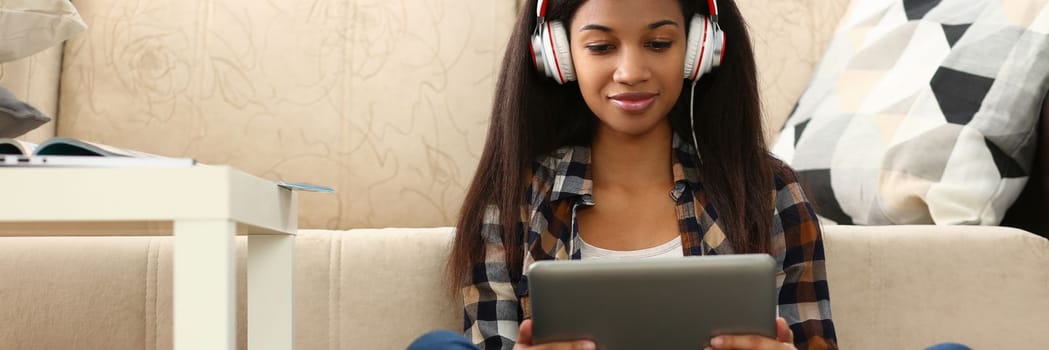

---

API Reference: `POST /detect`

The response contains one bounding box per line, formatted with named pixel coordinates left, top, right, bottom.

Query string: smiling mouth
left=609, top=92, right=658, bottom=113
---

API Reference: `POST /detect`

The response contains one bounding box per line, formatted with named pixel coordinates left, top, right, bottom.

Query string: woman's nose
left=612, top=47, right=652, bottom=85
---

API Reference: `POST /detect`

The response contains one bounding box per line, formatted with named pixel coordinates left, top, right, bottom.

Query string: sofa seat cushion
left=295, top=228, right=461, bottom=349
left=823, top=225, right=1049, bottom=349
left=2, top=227, right=1046, bottom=349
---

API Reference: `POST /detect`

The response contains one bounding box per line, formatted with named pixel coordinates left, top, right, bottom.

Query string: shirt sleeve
left=462, top=205, right=523, bottom=350
left=770, top=164, right=839, bottom=350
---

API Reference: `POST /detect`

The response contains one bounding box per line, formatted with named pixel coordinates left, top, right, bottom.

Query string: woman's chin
left=597, top=116, right=671, bottom=139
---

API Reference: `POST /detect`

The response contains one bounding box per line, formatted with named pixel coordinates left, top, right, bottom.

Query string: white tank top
left=580, top=235, right=685, bottom=260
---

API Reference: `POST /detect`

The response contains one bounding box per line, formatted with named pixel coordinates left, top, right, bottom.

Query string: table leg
left=174, top=219, right=236, bottom=350
left=248, top=234, right=295, bottom=349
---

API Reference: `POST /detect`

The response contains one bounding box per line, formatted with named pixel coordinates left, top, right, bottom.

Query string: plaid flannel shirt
left=462, top=134, right=838, bottom=349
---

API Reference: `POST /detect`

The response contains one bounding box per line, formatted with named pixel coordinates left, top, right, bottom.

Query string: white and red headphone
left=530, top=0, right=726, bottom=85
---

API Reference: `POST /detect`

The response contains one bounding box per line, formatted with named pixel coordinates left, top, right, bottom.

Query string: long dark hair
left=448, top=0, right=773, bottom=293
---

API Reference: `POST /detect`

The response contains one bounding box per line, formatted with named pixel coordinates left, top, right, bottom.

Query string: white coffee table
left=0, top=165, right=296, bottom=350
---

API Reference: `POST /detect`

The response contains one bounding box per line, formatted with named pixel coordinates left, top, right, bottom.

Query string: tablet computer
left=527, top=254, right=777, bottom=349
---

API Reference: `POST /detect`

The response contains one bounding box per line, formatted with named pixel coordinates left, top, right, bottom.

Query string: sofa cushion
left=295, top=228, right=461, bottom=350
left=0, top=236, right=249, bottom=350
left=2, top=227, right=1047, bottom=349
left=823, top=225, right=1049, bottom=349
left=773, top=0, right=1049, bottom=226
left=0, top=0, right=86, bottom=63
left=0, top=228, right=462, bottom=350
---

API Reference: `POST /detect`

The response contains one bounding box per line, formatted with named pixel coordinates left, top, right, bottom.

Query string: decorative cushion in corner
left=772, top=0, right=1049, bottom=225
left=0, top=0, right=87, bottom=63
left=0, top=87, right=50, bottom=138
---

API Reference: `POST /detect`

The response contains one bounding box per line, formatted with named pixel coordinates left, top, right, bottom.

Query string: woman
left=434, top=0, right=837, bottom=349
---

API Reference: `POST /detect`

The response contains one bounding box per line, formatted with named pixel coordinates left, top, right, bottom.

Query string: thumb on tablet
left=517, top=319, right=535, bottom=346
left=515, top=319, right=597, bottom=350
left=775, top=317, right=794, bottom=343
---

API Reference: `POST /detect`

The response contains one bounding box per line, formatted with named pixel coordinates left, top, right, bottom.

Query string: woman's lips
left=609, top=92, right=657, bottom=113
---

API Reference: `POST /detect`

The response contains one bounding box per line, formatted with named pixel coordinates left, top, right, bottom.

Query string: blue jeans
left=925, top=343, right=972, bottom=350
left=407, top=330, right=479, bottom=350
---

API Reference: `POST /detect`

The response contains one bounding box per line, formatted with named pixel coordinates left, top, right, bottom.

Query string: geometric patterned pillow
left=772, top=0, right=1049, bottom=225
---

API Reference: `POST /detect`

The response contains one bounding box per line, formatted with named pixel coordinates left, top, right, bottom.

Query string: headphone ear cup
left=683, top=15, right=700, bottom=80
left=546, top=21, right=575, bottom=84
left=683, top=15, right=707, bottom=81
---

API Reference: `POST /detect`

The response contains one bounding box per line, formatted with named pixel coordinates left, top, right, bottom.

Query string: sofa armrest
left=823, top=225, right=1049, bottom=349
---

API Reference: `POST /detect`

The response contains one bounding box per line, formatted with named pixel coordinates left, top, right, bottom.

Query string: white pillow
left=0, top=0, right=87, bottom=63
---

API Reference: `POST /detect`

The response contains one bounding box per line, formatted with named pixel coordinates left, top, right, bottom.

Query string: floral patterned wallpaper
left=39, top=0, right=849, bottom=229
left=58, top=0, right=517, bottom=228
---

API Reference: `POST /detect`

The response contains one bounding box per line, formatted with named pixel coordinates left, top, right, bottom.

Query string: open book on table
left=0, top=137, right=334, bottom=191
left=0, top=137, right=196, bottom=167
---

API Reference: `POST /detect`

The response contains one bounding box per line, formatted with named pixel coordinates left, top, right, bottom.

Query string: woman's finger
left=709, top=334, right=795, bottom=350
left=775, top=317, right=794, bottom=344
left=530, top=340, right=596, bottom=350
left=516, top=320, right=595, bottom=350
left=711, top=335, right=758, bottom=349
left=517, top=319, right=534, bottom=346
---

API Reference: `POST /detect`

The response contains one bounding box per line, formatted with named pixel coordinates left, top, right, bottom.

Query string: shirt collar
left=544, top=133, right=702, bottom=203
left=670, top=133, right=703, bottom=201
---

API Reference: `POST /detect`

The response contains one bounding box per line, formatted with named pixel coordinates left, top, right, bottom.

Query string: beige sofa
left=1, top=0, right=1047, bottom=349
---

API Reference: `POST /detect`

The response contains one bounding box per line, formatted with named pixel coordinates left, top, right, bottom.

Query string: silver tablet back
left=528, top=254, right=777, bottom=349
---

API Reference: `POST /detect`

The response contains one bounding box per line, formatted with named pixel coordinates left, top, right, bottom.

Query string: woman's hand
left=705, top=317, right=796, bottom=350
left=512, top=319, right=597, bottom=350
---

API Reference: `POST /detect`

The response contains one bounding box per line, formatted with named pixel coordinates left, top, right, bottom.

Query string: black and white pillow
left=773, top=0, right=1049, bottom=225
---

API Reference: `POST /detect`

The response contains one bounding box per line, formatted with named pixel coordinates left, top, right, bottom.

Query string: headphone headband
left=530, top=0, right=724, bottom=84
left=537, top=0, right=720, bottom=26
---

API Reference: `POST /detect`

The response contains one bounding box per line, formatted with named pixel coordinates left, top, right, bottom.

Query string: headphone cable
left=688, top=79, right=701, bottom=165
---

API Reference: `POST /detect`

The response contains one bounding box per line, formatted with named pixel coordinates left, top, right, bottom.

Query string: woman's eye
left=646, top=41, right=673, bottom=50
left=585, top=44, right=615, bottom=53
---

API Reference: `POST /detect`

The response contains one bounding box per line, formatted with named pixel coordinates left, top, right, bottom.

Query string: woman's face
left=569, top=0, right=687, bottom=138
